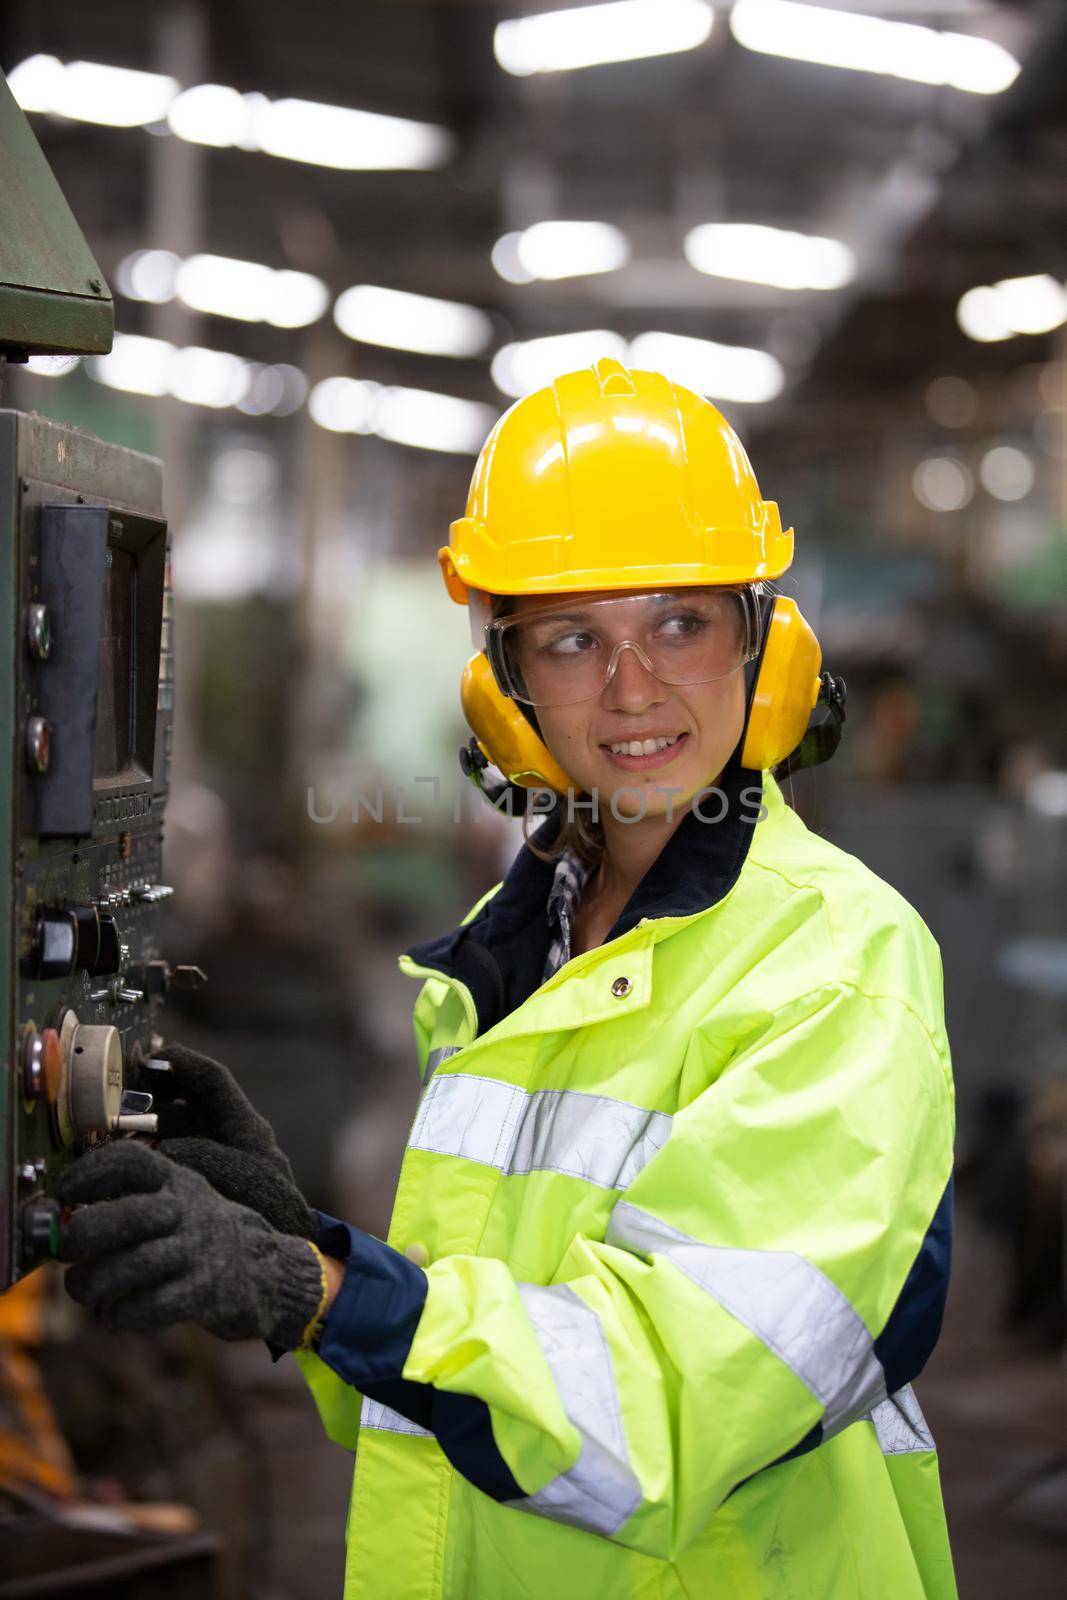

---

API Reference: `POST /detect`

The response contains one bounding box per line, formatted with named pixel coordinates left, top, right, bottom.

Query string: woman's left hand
left=56, top=1141, right=326, bottom=1348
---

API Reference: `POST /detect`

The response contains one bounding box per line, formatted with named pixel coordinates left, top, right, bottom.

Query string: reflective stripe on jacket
left=297, top=764, right=958, bottom=1599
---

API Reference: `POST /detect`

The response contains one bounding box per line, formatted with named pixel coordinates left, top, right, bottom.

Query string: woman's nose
left=601, top=641, right=668, bottom=711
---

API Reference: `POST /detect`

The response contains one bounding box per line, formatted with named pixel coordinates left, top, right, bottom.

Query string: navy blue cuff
left=311, top=1208, right=355, bottom=1262
left=314, top=1216, right=428, bottom=1388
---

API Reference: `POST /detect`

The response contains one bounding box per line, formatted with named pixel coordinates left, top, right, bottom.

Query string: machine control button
left=22, top=1025, right=63, bottom=1104
left=25, top=716, right=51, bottom=774
left=28, top=910, right=78, bottom=979
left=25, top=602, right=52, bottom=660
left=19, top=1200, right=60, bottom=1265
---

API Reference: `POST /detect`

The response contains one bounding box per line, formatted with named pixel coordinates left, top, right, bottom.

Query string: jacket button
left=404, top=1241, right=430, bottom=1268
left=610, top=976, right=632, bottom=998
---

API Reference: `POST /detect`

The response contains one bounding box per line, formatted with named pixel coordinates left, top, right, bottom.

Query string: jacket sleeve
left=313, top=979, right=955, bottom=1560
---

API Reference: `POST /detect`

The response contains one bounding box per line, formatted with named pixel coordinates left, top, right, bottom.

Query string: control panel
left=1, top=408, right=189, bottom=1287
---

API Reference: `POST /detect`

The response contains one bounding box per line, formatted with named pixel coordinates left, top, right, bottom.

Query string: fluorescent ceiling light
left=309, top=377, right=494, bottom=454
left=10, top=55, right=453, bottom=172
left=166, top=83, right=258, bottom=148
left=492, top=331, right=629, bottom=397
left=88, top=336, right=305, bottom=414
left=253, top=98, right=451, bottom=171
left=492, top=234, right=537, bottom=286
left=991, top=274, right=1067, bottom=336
left=87, top=332, right=304, bottom=413
left=309, top=377, right=381, bottom=434
left=730, top=1, right=1020, bottom=95
left=628, top=331, right=785, bottom=403
left=8, top=54, right=178, bottom=126
left=89, top=334, right=176, bottom=397
left=114, top=249, right=328, bottom=328
left=334, top=285, right=492, bottom=357
left=176, top=255, right=329, bottom=327
left=956, top=286, right=1012, bottom=343
left=684, top=222, right=854, bottom=290
left=494, top=221, right=631, bottom=282
left=169, top=346, right=251, bottom=408
left=495, top=0, right=713, bottom=75
left=958, top=275, right=1067, bottom=342
left=493, top=329, right=784, bottom=405
left=115, top=249, right=181, bottom=304
left=375, top=387, right=496, bottom=454
left=238, top=364, right=308, bottom=416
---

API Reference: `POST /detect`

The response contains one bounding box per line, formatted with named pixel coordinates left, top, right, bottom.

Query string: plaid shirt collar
left=543, top=847, right=594, bottom=981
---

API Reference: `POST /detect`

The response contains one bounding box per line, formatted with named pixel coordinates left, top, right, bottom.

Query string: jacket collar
left=403, top=754, right=764, bottom=1036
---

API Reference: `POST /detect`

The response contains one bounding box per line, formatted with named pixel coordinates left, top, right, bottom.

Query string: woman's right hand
left=137, top=1040, right=320, bottom=1240
left=154, top=1136, right=320, bottom=1240
left=138, top=1039, right=287, bottom=1163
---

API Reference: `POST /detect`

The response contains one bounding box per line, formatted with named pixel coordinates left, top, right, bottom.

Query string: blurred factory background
left=1, top=1, right=1065, bottom=1595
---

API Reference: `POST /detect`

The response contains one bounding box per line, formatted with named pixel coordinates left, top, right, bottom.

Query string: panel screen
left=93, top=546, right=136, bottom=777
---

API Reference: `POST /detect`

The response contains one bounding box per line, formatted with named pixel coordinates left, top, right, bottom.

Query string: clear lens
left=491, top=587, right=756, bottom=707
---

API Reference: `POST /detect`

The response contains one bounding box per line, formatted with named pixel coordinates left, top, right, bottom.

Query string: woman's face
left=505, top=587, right=749, bottom=818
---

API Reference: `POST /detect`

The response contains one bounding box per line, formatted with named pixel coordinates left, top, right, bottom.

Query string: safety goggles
left=485, top=586, right=761, bottom=708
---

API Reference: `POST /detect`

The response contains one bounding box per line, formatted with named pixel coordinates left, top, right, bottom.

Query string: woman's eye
left=655, top=610, right=710, bottom=640
left=542, top=629, right=598, bottom=657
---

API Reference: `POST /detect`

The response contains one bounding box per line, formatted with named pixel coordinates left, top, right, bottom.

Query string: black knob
left=73, top=907, right=122, bottom=976
left=91, top=913, right=121, bottom=976
left=27, top=909, right=77, bottom=979
left=19, top=1199, right=60, bottom=1266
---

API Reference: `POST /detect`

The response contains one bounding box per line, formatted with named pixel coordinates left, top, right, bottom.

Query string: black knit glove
left=155, top=1137, right=320, bottom=1241
left=139, top=1041, right=288, bottom=1167
left=138, top=1041, right=319, bottom=1241
left=57, top=1142, right=326, bottom=1348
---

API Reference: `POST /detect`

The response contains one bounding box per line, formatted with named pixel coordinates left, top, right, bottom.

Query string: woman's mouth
left=600, top=731, right=689, bottom=771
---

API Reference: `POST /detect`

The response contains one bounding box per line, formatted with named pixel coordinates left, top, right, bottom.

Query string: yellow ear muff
left=740, top=596, right=822, bottom=772
left=460, top=653, right=574, bottom=793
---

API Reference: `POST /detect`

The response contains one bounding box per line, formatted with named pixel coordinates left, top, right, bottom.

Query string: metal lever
left=111, top=1088, right=158, bottom=1134
left=89, top=983, right=146, bottom=1004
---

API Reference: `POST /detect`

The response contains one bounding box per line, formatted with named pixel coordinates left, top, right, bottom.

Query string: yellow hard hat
left=438, top=357, right=793, bottom=602
left=443, top=358, right=834, bottom=790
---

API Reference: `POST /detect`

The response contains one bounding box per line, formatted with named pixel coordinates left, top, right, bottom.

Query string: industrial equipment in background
left=0, top=62, right=191, bottom=1292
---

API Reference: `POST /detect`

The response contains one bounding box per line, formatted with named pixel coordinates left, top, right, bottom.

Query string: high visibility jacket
left=296, top=763, right=957, bottom=1599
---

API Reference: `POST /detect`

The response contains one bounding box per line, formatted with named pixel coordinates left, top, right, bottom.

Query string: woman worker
left=56, top=358, right=957, bottom=1600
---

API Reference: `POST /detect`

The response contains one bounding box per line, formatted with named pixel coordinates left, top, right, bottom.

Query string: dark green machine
left=1, top=69, right=179, bottom=1286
